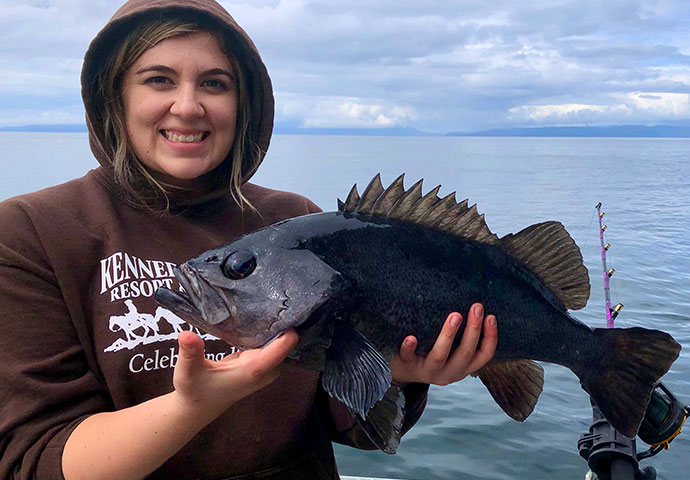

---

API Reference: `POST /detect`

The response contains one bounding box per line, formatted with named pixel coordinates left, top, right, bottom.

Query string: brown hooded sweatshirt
left=0, top=1, right=427, bottom=479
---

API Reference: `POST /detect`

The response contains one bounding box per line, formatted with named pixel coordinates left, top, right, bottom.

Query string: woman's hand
left=64, top=330, right=299, bottom=480
left=389, top=303, right=497, bottom=385
left=173, top=329, right=299, bottom=422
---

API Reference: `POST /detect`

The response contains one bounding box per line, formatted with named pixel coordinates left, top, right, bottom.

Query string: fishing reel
left=578, top=382, right=688, bottom=480
left=637, top=382, right=689, bottom=458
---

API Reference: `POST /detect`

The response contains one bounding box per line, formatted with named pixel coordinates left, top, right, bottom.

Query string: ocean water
left=2, top=133, right=689, bottom=479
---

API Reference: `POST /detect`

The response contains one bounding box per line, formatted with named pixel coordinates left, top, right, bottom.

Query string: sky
left=2, top=0, right=690, bottom=133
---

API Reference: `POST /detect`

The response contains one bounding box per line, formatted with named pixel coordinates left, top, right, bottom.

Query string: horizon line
left=3, top=123, right=690, bottom=138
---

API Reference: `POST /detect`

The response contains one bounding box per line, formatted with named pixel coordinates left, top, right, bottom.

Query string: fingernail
left=405, top=337, right=415, bottom=347
left=450, top=314, right=460, bottom=328
left=489, top=316, right=497, bottom=328
left=474, top=304, right=483, bottom=317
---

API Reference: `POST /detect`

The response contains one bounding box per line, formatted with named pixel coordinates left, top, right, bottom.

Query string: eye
left=202, top=79, right=227, bottom=89
left=222, top=250, right=256, bottom=279
left=144, top=76, right=170, bottom=85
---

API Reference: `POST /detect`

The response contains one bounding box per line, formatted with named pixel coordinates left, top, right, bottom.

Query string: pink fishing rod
left=594, top=202, right=622, bottom=328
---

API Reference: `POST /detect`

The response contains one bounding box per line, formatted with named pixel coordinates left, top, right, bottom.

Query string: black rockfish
left=155, top=174, right=681, bottom=452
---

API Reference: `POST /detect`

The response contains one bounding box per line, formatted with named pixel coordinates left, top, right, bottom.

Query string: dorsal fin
left=499, top=221, right=590, bottom=310
left=388, top=179, right=423, bottom=219
left=418, top=192, right=457, bottom=227
left=405, top=185, right=442, bottom=222
left=372, top=174, right=405, bottom=216
left=356, top=174, right=384, bottom=214
left=340, top=173, right=499, bottom=245
left=339, top=184, right=360, bottom=212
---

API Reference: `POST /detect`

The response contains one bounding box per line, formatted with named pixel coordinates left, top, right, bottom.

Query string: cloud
left=276, top=93, right=416, bottom=128
left=508, top=92, right=690, bottom=125
left=4, top=0, right=690, bottom=131
left=618, top=91, right=690, bottom=117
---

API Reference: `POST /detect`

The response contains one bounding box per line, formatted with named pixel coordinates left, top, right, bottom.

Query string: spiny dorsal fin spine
left=372, top=174, right=405, bottom=216
left=450, top=204, right=478, bottom=231
left=341, top=173, right=499, bottom=245
left=357, top=174, right=384, bottom=214
left=437, top=200, right=469, bottom=230
left=405, top=185, right=441, bottom=222
left=419, top=192, right=456, bottom=227
left=341, top=184, right=360, bottom=212
left=388, top=179, right=423, bottom=219
left=467, top=211, right=484, bottom=231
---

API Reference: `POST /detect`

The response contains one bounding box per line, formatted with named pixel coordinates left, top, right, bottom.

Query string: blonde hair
left=94, top=19, right=256, bottom=210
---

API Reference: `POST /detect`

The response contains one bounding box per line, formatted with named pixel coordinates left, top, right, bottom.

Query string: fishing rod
left=578, top=203, right=689, bottom=480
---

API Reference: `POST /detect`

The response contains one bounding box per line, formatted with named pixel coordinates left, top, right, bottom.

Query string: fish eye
left=222, top=250, right=256, bottom=280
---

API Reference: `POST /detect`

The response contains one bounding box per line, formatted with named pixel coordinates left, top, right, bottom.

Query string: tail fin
left=575, top=327, right=681, bottom=438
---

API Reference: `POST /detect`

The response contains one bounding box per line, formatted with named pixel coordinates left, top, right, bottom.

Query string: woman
left=0, top=1, right=498, bottom=479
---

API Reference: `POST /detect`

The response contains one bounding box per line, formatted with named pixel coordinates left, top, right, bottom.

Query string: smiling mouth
left=161, top=130, right=210, bottom=143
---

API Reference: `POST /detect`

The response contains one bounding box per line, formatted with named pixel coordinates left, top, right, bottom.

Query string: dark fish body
left=156, top=174, right=681, bottom=452
left=289, top=211, right=589, bottom=364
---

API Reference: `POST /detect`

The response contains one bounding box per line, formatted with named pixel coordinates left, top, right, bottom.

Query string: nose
left=169, top=84, right=205, bottom=118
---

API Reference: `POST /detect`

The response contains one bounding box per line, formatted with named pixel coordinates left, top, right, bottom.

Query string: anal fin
left=476, top=359, right=544, bottom=422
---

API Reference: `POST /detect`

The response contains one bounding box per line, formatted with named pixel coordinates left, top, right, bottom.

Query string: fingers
left=425, top=312, right=463, bottom=369
left=173, top=331, right=207, bottom=397
left=402, top=304, right=498, bottom=386
left=398, top=335, right=418, bottom=363
left=393, top=312, right=464, bottom=386
left=176, top=331, right=206, bottom=377
left=450, top=303, right=484, bottom=364
left=447, top=304, right=497, bottom=378
left=465, top=314, right=498, bottom=374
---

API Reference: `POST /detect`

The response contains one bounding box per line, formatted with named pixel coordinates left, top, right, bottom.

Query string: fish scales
left=299, top=212, right=589, bottom=365
left=155, top=174, right=681, bottom=454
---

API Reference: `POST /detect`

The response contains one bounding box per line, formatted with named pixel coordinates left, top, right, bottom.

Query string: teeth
left=164, top=131, right=205, bottom=143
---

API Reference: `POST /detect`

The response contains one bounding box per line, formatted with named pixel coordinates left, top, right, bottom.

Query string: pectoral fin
left=354, top=382, right=406, bottom=454
left=322, top=325, right=392, bottom=419
left=475, top=359, right=544, bottom=422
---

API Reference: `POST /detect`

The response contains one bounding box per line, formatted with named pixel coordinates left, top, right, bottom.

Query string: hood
left=81, top=0, right=274, bottom=211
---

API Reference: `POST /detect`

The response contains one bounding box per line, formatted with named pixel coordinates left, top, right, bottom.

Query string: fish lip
left=154, top=284, right=202, bottom=319
left=175, top=264, right=232, bottom=325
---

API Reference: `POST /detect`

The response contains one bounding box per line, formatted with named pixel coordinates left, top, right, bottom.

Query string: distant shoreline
left=2, top=124, right=690, bottom=138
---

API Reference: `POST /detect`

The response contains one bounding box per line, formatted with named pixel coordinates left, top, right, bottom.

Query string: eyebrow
left=134, top=65, right=235, bottom=79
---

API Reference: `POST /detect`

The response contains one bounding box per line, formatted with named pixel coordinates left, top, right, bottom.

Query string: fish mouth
left=155, top=264, right=232, bottom=329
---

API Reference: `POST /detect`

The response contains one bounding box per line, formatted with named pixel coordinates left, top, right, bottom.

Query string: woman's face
left=122, top=32, right=238, bottom=187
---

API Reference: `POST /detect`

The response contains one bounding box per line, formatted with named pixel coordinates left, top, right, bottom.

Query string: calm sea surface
left=2, top=133, right=689, bottom=479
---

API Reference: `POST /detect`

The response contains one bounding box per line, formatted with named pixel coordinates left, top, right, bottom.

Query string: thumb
left=175, top=331, right=206, bottom=378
